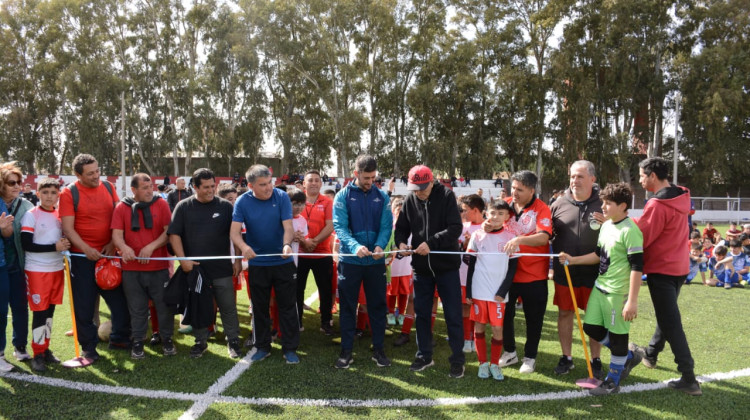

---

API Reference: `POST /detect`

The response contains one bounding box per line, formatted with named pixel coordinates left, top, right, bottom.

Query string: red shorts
left=461, top=285, right=468, bottom=304
left=358, top=283, right=367, bottom=305
left=26, top=271, right=64, bottom=311
left=388, top=275, right=412, bottom=296
left=233, top=271, right=246, bottom=291
left=469, top=299, right=505, bottom=327
left=553, top=283, right=593, bottom=312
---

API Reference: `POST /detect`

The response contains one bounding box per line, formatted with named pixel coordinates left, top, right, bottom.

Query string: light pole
left=673, top=92, right=680, bottom=184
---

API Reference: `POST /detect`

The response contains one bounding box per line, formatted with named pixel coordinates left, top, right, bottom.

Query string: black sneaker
left=449, top=363, right=465, bottom=378
left=108, top=341, right=132, bottom=351
left=320, top=324, right=334, bottom=336
left=227, top=338, right=242, bottom=359
left=162, top=338, right=177, bottom=356
left=190, top=341, right=208, bottom=359
left=591, top=358, right=605, bottom=380
left=131, top=341, right=145, bottom=360
left=354, top=329, right=365, bottom=338
left=43, top=350, right=61, bottom=364
left=31, top=354, right=46, bottom=372
left=83, top=350, right=100, bottom=362
left=553, top=355, right=575, bottom=375
left=620, top=350, right=643, bottom=382
left=371, top=349, right=391, bottom=367
left=589, top=378, right=620, bottom=396
left=393, top=333, right=410, bottom=347
left=150, top=333, right=162, bottom=346
left=668, top=378, right=703, bottom=396
left=409, top=356, right=434, bottom=372
left=629, top=343, right=657, bottom=369
left=335, top=351, right=353, bottom=369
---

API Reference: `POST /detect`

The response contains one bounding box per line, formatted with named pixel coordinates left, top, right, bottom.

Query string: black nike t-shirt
left=168, top=196, right=234, bottom=278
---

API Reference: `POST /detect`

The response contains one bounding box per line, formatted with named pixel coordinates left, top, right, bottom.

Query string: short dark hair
left=157, top=184, right=166, bottom=192
left=729, top=239, right=742, bottom=248
left=354, top=155, right=377, bottom=173
left=37, top=177, right=60, bottom=191
left=690, top=242, right=702, bottom=251
left=217, top=183, right=237, bottom=198
left=639, top=157, right=669, bottom=181
left=288, top=190, right=306, bottom=203
left=510, top=170, right=537, bottom=190
left=305, top=170, right=321, bottom=179
left=690, top=231, right=701, bottom=240
left=323, top=189, right=335, bottom=197
left=72, top=154, right=97, bottom=175
left=130, top=173, right=151, bottom=188
left=489, top=200, right=512, bottom=213
left=461, top=194, right=485, bottom=212
left=276, top=184, right=288, bottom=192
left=600, top=182, right=633, bottom=209
left=192, top=168, right=215, bottom=188
left=714, top=245, right=727, bottom=256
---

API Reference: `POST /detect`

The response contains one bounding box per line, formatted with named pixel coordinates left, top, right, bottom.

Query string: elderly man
left=395, top=165, right=465, bottom=378
left=550, top=161, right=604, bottom=377
left=60, top=154, right=131, bottom=362
left=630, top=157, right=701, bottom=396
left=231, top=165, right=299, bottom=363
left=332, top=155, right=392, bottom=369
left=167, top=177, right=192, bottom=212
left=296, top=170, right=335, bottom=335
left=497, top=170, right=553, bottom=374
left=168, top=168, right=242, bottom=359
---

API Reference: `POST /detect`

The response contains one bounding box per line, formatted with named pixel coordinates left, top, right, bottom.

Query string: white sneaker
left=0, top=356, right=13, bottom=372
left=462, top=339, right=474, bottom=353
left=498, top=351, right=518, bottom=367
left=519, top=357, right=536, bottom=373
left=13, top=347, right=30, bottom=361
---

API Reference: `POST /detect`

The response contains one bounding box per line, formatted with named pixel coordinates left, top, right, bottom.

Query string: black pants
left=296, top=257, right=333, bottom=328
left=645, top=273, right=695, bottom=376
left=248, top=263, right=299, bottom=353
left=503, top=279, right=548, bottom=359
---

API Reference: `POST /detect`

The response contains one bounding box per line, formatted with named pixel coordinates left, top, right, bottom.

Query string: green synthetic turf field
left=1, top=224, right=747, bottom=419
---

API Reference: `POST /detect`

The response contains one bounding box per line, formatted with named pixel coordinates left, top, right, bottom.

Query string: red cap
left=407, top=165, right=434, bottom=191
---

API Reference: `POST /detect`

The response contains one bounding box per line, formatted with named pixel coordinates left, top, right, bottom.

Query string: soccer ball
left=741, top=280, right=748, bottom=286
left=98, top=321, right=112, bottom=342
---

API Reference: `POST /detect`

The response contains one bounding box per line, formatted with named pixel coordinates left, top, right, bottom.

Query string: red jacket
left=635, top=185, right=691, bottom=276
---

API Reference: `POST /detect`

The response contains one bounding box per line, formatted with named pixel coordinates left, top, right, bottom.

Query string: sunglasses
left=5, top=180, right=19, bottom=187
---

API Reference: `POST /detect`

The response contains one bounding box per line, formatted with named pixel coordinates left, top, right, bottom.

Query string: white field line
left=1, top=367, right=749, bottom=411
left=178, top=352, right=255, bottom=420
left=304, top=291, right=319, bottom=307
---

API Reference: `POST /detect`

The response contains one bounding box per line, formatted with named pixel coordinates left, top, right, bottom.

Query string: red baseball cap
left=407, top=165, right=434, bottom=191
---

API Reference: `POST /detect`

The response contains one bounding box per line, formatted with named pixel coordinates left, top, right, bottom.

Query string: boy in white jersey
left=465, top=200, right=517, bottom=380
left=20, top=178, right=70, bottom=372
left=459, top=194, right=486, bottom=353
left=559, top=182, right=644, bottom=396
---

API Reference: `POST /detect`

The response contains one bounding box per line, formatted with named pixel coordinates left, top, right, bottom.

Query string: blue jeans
left=338, top=262, right=387, bottom=352
left=414, top=270, right=465, bottom=365
left=0, top=266, right=9, bottom=353
left=8, top=267, right=28, bottom=349
left=71, top=256, right=131, bottom=352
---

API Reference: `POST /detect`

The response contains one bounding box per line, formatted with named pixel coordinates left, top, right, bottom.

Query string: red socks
left=463, top=317, right=474, bottom=340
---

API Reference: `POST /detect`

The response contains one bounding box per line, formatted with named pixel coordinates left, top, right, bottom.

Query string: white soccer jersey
left=459, top=222, right=483, bottom=286
left=292, top=215, right=308, bottom=266
left=20, top=207, right=64, bottom=272
left=390, top=233, right=412, bottom=277
left=467, top=228, right=514, bottom=302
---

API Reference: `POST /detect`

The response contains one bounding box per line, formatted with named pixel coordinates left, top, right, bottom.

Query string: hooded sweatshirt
left=394, top=181, right=462, bottom=276
left=634, top=184, right=691, bottom=276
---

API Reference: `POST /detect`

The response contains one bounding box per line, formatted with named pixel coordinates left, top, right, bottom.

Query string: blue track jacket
left=333, top=180, right=392, bottom=266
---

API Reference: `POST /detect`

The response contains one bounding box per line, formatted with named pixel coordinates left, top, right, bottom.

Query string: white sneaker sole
left=498, top=354, right=518, bottom=367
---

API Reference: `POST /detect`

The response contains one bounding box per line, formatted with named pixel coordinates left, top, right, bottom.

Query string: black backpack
left=68, top=180, right=117, bottom=212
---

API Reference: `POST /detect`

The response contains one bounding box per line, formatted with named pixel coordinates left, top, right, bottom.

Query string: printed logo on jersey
left=509, top=209, right=538, bottom=235
left=32, top=294, right=41, bottom=305
left=540, top=218, right=551, bottom=227
left=373, top=197, right=381, bottom=203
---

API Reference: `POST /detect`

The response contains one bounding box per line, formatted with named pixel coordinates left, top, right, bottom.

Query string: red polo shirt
left=505, top=196, right=553, bottom=283
left=301, top=194, right=333, bottom=257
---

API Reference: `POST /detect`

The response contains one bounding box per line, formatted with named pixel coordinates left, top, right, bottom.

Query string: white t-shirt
left=467, top=228, right=514, bottom=302
left=292, top=215, right=308, bottom=266
left=21, top=207, right=64, bottom=272
left=459, top=222, right=483, bottom=286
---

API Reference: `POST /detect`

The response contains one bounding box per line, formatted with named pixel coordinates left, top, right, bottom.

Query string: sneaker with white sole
left=462, top=339, right=474, bottom=353
left=519, top=357, right=536, bottom=373
left=589, top=378, right=620, bottom=396
left=13, top=346, right=30, bottom=361
left=490, top=364, right=504, bottom=381
left=498, top=351, right=518, bottom=367
left=0, top=356, right=13, bottom=372
left=477, top=362, right=490, bottom=379
left=386, top=314, right=396, bottom=326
